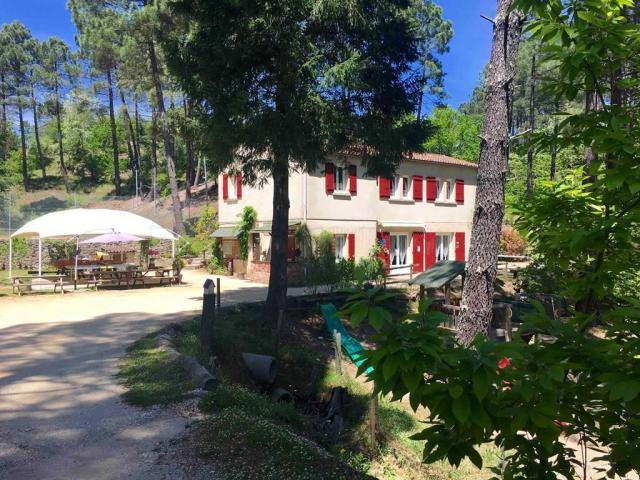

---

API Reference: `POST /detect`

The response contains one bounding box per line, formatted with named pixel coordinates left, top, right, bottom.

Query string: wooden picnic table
left=11, top=274, right=73, bottom=296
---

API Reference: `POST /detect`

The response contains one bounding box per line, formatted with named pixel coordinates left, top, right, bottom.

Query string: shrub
left=500, top=225, right=528, bottom=255
left=238, top=206, right=257, bottom=261
left=195, top=206, right=218, bottom=240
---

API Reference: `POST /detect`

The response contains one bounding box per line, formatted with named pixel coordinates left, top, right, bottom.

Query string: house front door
left=412, top=232, right=424, bottom=273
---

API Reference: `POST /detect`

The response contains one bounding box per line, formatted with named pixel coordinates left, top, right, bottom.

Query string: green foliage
left=194, top=206, right=217, bottom=240
left=46, top=239, right=75, bottom=260
left=118, top=335, right=197, bottom=407
left=200, top=383, right=304, bottom=430
left=0, top=238, right=29, bottom=261
left=340, top=291, right=640, bottom=479
left=423, top=106, right=481, bottom=162
left=238, top=206, right=257, bottom=262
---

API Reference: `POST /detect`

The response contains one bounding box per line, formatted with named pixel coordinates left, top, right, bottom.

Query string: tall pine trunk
left=148, top=37, right=185, bottom=234
left=457, top=0, right=524, bottom=345
left=264, top=151, right=290, bottom=322
left=107, top=70, right=122, bottom=196
left=54, top=83, right=69, bottom=192
left=118, top=88, right=139, bottom=176
left=550, top=101, right=559, bottom=180
left=526, top=55, right=536, bottom=197
left=151, top=106, right=158, bottom=202
left=183, top=98, right=195, bottom=202
left=31, top=85, right=46, bottom=181
left=18, top=103, right=29, bottom=191
left=1, top=74, right=7, bottom=163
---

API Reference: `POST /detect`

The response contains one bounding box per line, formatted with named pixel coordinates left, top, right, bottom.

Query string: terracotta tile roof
left=337, top=145, right=478, bottom=169
left=406, top=152, right=478, bottom=169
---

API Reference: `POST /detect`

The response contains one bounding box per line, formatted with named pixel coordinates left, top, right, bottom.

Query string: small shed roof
left=211, top=226, right=240, bottom=238
left=408, top=261, right=466, bottom=289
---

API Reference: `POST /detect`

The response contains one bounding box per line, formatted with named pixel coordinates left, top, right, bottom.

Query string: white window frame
left=437, top=178, right=454, bottom=203
left=228, top=175, right=237, bottom=199
left=334, top=166, right=347, bottom=193
left=436, top=233, right=453, bottom=262
left=390, top=176, right=411, bottom=200
left=335, top=234, right=347, bottom=261
left=390, top=234, right=410, bottom=267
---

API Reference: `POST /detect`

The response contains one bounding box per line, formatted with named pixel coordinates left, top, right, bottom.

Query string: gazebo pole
left=38, top=237, right=42, bottom=276
left=74, top=235, right=79, bottom=290
left=8, top=237, right=12, bottom=279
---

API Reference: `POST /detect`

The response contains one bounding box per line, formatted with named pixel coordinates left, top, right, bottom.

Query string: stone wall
left=246, top=260, right=303, bottom=286
left=0, top=239, right=173, bottom=271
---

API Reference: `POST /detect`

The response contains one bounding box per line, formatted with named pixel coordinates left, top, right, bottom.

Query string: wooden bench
left=11, top=275, right=73, bottom=296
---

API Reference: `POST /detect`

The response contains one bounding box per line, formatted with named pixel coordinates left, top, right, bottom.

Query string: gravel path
left=0, top=271, right=301, bottom=479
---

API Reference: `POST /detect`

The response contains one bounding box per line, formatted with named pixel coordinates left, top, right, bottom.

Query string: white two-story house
left=214, top=152, right=477, bottom=282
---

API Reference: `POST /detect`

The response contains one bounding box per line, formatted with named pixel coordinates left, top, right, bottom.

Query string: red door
left=455, top=232, right=466, bottom=261
left=425, top=232, right=436, bottom=268
left=287, top=235, right=296, bottom=261
left=412, top=232, right=424, bottom=272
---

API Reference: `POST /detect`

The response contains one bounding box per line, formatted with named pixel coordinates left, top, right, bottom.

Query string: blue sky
left=0, top=0, right=495, bottom=109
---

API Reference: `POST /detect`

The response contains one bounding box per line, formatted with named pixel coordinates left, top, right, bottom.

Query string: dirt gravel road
left=0, top=271, right=298, bottom=479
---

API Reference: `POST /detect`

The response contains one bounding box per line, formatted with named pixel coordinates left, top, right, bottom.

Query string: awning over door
left=251, top=221, right=300, bottom=233
left=210, top=226, right=240, bottom=238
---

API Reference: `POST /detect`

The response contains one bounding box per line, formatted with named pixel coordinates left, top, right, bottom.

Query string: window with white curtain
left=390, top=234, right=409, bottom=266
left=334, top=166, right=346, bottom=192
left=437, top=178, right=453, bottom=202
left=228, top=176, right=237, bottom=199
left=436, top=234, right=452, bottom=262
left=335, top=234, right=347, bottom=260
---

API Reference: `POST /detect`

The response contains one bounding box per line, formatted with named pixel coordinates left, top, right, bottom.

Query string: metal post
left=74, top=236, right=79, bottom=290
left=38, top=237, right=42, bottom=276
left=135, top=169, right=139, bottom=201
left=334, top=330, right=342, bottom=375
left=8, top=237, right=12, bottom=279
left=8, top=191, right=12, bottom=232
left=216, top=277, right=221, bottom=309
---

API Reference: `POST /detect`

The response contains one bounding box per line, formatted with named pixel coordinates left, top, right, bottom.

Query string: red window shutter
left=455, top=179, right=464, bottom=204
left=222, top=173, right=229, bottom=199
left=347, top=233, right=355, bottom=259
left=426, top=177, right=437, bottom=202
left=412, top=176, right=423, bottom=201
left=412, top=232, right=425, bottom=272
left=325, top=163, right=335, bottom=193
left=425, top=232, right=436, bottom=268
left=455, top=232, right=466, bottom=261
left=349, top=165, right=357, bottom=194
left=376, top=231, right=391, bottom=268
left=236, top=173, right=243, bottom=199
left=379, top=177, right=391, bottom=199
left=287, top=235, right=296, bottom=261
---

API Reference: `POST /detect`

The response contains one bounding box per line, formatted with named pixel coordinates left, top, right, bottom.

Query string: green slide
left=321, top=303, right=374, bottom=376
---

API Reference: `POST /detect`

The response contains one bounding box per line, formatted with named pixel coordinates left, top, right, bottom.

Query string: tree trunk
left=457, top=1, right=524, bottom=345
left=107, top=70, right=122, bottom=196
left=31, top=85, right=46, bottom=181
left=148, top=37, right=185, bottom=234
left=183, top=98, right=194, bottom=204
left=550, top=101, right=559, bottom=181
left=135, top=99, right=143, bottom=194
left=526, top=55, right=536, bottom=198
left=193, top=155, right=202, bottom=187
left=118, top=88, right=139, bottom=175
left=151, top=105, right=158, bottom=202
left=54, top=83, right=70, bottom=192
left=18, top=103, right=29, bottom=191
left=264, top=151, right=290, bottom=323
left=1, top=74, right=7, bottom=163
left=583, top=91, right=599, bottom=184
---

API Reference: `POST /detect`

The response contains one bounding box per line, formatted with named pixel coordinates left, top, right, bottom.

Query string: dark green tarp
left=408, top=261, right=466, bottom=289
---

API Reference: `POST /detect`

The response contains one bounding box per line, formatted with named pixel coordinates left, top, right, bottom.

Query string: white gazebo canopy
left=9, top=208, right=179, bottom=278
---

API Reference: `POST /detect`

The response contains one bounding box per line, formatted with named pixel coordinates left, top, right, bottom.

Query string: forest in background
left=0, top=0, right=585, bottom=227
